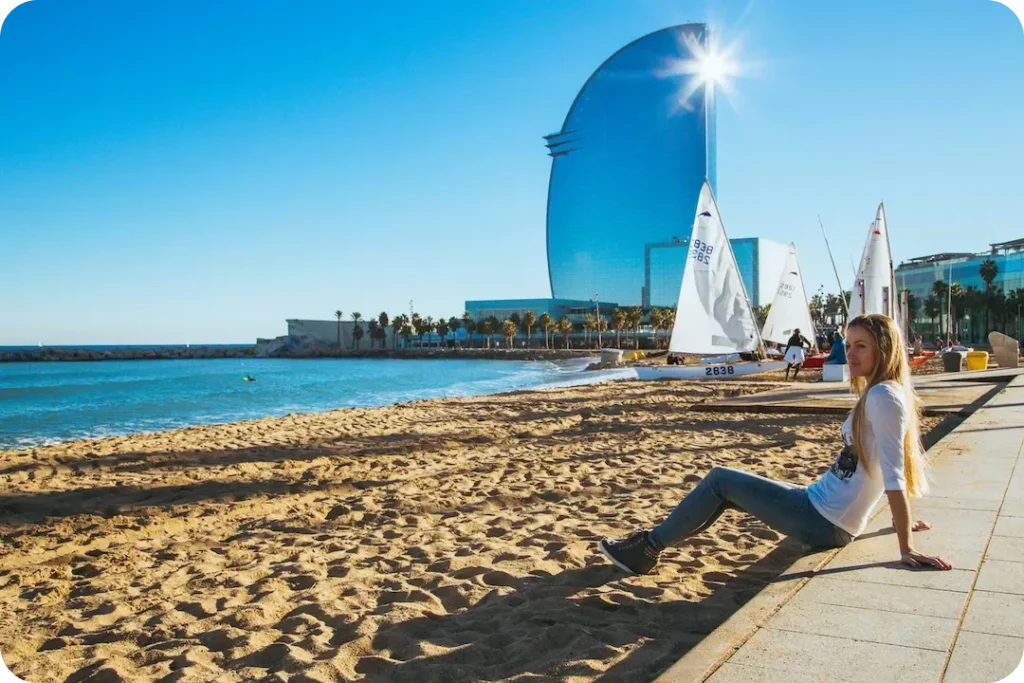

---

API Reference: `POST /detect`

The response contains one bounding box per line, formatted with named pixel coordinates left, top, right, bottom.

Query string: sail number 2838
left=705, top=365, right=735, bottom=376
left=690, top=240, right=714, bottom=264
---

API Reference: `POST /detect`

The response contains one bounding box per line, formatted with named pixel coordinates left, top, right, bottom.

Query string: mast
left=706, top=182, right=766, bottom=354
left=818, top=215, right=850, bottom=320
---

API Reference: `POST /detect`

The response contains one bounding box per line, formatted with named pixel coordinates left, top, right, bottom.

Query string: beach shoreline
left=0, top=378, right=951, bottom=682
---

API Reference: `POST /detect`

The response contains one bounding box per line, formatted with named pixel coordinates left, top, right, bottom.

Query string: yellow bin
left=966, top=351, right=989, bottom=371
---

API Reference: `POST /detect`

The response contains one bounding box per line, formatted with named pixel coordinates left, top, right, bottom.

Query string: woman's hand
left=901, top=549, right=952, bottom=570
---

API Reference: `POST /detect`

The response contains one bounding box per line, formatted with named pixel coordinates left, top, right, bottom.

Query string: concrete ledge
left=654, top=547, right=840, bottom=682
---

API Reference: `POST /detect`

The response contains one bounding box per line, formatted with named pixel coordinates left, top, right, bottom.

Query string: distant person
left=934, top=337, right=946, bottom=351
left=824, top=331, right=846, bottom=365
left=597, top=313, right=950, bottom=576
left=913, top=335, right=924, bottom=355
left=783, top=327, right=812, bottom=380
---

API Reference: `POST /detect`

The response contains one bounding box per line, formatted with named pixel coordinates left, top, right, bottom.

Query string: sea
left=0, top=355, right=634, bottom=450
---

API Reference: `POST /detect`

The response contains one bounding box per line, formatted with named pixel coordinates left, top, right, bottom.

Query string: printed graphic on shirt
left=829, top=444, right=858, bottom=481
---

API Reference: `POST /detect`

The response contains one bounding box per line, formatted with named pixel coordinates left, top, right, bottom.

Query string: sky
left=0, top=0, right=1021, bottom=345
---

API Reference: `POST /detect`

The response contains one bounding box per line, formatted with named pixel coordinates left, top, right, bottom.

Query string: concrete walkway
left=659, top=374, right=1024, bottom=683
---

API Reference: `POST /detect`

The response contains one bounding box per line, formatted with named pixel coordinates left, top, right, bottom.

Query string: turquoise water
left=0, top=358, right=631, bottom=450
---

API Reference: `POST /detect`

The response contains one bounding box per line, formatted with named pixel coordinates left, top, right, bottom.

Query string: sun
left=658, top=29, right=744, bottom=113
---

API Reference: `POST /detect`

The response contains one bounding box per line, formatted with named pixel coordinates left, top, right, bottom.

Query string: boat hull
left=634, top=361, right=788, bottom=381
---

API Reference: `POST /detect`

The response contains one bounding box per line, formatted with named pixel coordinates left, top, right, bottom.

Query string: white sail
left=761, top=244, right=817, bottom=350
left=668, top=181, right=760, bottom=355
left=849, top=203, right=897, bottom=320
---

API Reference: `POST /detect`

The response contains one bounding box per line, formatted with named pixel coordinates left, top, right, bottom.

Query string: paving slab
left=960, top=590, right=1024, bottom=638
left=994, top=516, right=1024, bottom=537
left=783, top=573, right=967, bottom=619
left=705, top=662, right=854, bottom=683
left=1000, top=500, right=1024, bottom=517
left=975, top=559, right=1024, bottom=595
left=769, top=600, right=956, bottom=650
left=943, top=631, right=1024, bottom=683
left=727, top=628, right=946, bottom=683
left=984, top=535, right=1024, bottom=562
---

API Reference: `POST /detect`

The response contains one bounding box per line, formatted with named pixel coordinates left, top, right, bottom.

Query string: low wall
left=0, top=346, right=255, bottom=362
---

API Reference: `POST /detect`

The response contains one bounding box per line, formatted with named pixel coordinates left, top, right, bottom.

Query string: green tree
left=334, top=310, right=344, bottom=349
left=809, top=292, right=824, bottom=328
left=522, top=310, right=536, bottom=349
left=477, top=318, right=493, bottom=348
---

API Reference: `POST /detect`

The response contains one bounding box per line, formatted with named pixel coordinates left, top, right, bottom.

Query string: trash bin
left=942, top=351, right=965, bottom=372
left=966, top=351, right=989, bottom=371
left=600, top=349, right=623, bottom=365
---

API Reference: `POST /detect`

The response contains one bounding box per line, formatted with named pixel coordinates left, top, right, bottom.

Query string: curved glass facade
left=546, top=24, right=715, bottom=307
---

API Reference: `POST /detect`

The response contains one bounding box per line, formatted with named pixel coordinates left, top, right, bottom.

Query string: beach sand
left=0, top=380, right=949, bottom=682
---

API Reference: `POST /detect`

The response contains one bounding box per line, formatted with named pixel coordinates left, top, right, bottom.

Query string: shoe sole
left=598, top=539, right=637, bottom=575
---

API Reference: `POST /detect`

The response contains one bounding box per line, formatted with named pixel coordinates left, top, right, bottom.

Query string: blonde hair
left=847, top=314, right=928, bottom=496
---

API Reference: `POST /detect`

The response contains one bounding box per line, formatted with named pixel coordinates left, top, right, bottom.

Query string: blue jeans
left=649, top=466, right=852, bottom=550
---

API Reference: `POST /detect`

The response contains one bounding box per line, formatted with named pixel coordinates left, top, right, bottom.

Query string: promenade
left=659, top=371, right=1024, bottom=683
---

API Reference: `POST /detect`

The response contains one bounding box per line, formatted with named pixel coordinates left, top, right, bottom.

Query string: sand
left=0, top=379, right=948, bottom=682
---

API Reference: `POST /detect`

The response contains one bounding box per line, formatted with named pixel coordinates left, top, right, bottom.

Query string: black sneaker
left=599, top=530, right=660, bottom=575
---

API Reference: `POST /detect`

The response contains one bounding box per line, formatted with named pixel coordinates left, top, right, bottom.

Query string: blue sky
left=0, top=0, right=1021, bottom=344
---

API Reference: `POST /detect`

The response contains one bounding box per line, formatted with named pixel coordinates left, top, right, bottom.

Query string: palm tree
left=649, top=308, right=664, bottom=348
left=752, top=305, right=770, bottom=329
left=350, top=312, right=364, bottom=349
left=462, top=312, right=474, bottom=347
left=334, top=310, right=343, bottom=349
left=391, top=314, right=407, bottom=350
left=610, top=309, right=626, bottom=348
left=932, top=280, right=949, bottom=337
left=538, top=312, right=553, bottom=349
left=557, top=316, right=573, bottom=349
left=477, top=318, right=493, bottom=348
left=809, top=293, right=824, bottom=328
left=949, top=283, right=965, bottom=340
left=979, top=259, right=999, bottom=336
left=447, top=317, right=462, bottom=347
left=626, top=307, right=644, bottom=349
left=583, top=313, right=595, bottom=347
left=367, top=319, right=380, bottom=349
left=522, top=310, right=536, bottom=349
left=923, top=296, right=939, bottom=337
left=503, top=319, right=518, bottom=348
left=436, top=319, right=450, bottom=348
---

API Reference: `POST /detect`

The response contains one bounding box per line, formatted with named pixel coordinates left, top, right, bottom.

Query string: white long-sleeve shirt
left=806, top=381, right=910, bottom=537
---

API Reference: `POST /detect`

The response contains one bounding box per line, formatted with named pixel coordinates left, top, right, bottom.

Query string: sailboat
left=635, top=181, right=787, bottom=380
left=761, top=243, right=819, bottom=361
left=849, top=203, right=899, bottom=326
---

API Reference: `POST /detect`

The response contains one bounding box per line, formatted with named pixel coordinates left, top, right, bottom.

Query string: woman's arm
left=886, top=489, right=951, bottom=569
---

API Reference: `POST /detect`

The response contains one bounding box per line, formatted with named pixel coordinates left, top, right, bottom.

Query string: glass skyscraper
left=545, top=24, right=716, bottom=308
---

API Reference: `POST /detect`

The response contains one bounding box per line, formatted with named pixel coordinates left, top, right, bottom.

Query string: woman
left=783, top=327, right=812, bottom=380
left=599, top=314, right=951, bottom=575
